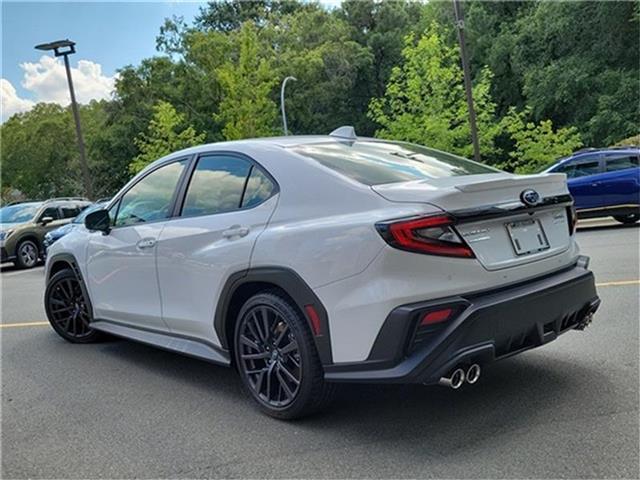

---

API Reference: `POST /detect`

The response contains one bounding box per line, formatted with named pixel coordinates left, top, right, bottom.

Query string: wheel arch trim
left=45, top=252, right=95, bottom=320
left=214, top=267, right=333, bottom=365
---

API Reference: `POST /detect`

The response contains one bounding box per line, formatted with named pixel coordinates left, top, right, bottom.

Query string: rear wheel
left=15, top=239, right=39, bottom=269
left=613, top=213, right=639, bottom=224
left=234, top=291, right=335, bottom=419
left=45, top=269, right=104, bottom=343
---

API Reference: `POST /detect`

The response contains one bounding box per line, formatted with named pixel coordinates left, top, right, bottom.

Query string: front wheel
left=613, top=213, right=639, bottom=224
left=45, top=269, right=105, bottom=343
left=234, top=291, right=335, bottom=419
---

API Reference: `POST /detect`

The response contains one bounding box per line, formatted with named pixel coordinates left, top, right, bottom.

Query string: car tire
left=44, top=269, right=105, bottom=343
left=234, top=290, right=335, bottom=420
left=14, top=239, right=39, bottom=269
left=613, top=214, right=639, bottom=224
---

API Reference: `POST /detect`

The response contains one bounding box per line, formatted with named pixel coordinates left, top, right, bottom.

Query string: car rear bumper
left=324, top=257, right=600, bottom=384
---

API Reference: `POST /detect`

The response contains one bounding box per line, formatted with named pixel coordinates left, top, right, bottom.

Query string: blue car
left=544, top=147, right=640, bottom=224
left=43, top=201, right=108, bottom=254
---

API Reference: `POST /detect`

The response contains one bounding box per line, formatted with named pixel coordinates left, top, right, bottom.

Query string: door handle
left=591, top=182, right=600, bottom=187
left=136, top=237, right=157, bottom=249
left=222, top=225, right=250, bottom=239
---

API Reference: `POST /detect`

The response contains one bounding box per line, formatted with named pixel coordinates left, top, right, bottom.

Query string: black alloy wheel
left=45, top=269, right=104, bottom=343
left=234, top=291, right=335, bottom=419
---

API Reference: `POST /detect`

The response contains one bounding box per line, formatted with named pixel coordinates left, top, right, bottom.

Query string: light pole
left=452, top=0, right=481, bottom=163
left=280, top=76, right=297, bottom=136
left=35, top=39, right=93, bottom=199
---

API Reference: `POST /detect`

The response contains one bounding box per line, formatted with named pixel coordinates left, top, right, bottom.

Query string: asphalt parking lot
left=1, top=220, right=638, bottom=479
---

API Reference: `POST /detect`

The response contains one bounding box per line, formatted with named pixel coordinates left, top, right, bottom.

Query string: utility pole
left=35, top=39, right=93, bottom=199
left=452, top=0, right=481, bottom=163
left=280, top=76, right=297, bottom=136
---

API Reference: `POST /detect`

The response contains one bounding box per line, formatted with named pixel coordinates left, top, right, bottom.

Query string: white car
left=44, top=128, right=600, bottom=419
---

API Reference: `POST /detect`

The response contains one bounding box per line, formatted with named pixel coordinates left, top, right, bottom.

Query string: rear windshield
left=289, top=140, right=500, bottom=186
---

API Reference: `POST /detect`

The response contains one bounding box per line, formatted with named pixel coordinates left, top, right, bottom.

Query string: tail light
left=376, top=214, right=474, bottom=258
left=567, top=205, right=577, bottom=235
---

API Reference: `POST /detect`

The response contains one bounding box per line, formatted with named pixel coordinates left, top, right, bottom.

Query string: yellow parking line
left=596, top=280, right=640, bottom=287
left=0, top=321, right=49, bottom=329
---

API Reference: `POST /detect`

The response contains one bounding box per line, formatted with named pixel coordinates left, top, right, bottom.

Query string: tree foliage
left=2, top=0, right=638, bottom=199
left=130, top=101, right=205, bottom=174
left=213, top=22, right=279, bottom=140
left=368, top=26, right=501, bottom=160
left=499, top=108, right=583, bottom=173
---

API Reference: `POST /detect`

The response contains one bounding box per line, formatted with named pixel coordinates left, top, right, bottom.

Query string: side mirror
left=40, top=216, right=54, bottom=225
left=85, top=209, right=111, bottom=234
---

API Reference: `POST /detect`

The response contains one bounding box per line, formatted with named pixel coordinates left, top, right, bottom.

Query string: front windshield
left=72, top=202, right=107, bottom=224
left=0, top=203, right=42, bottom=223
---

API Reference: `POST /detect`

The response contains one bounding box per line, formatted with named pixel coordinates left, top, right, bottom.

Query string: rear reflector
left=420, top=308, right=453, bottom=326
left=304, top=305, right=322, bottom=336
left=376, top=214, right=475, bottom=258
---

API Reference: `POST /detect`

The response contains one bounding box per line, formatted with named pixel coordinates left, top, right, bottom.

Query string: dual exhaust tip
left=438, top=363, right=481, bottom=389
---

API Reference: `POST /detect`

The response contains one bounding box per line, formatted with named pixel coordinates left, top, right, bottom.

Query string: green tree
left=499, top=108, right=583, bottom=173
left=368, top=26, right=501, bottom=161
left=213, top=22, right=279, bottom=140
left=129, top=101, right=205, bottom=174
left=1, top=102, right=110, bottom=199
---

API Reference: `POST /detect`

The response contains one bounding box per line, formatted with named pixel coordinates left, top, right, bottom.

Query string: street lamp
left=35, top=39, right=92, bottom=199
left=452, top=0, right=481, bottom=163
left=280, top=76, right=297, bottom=136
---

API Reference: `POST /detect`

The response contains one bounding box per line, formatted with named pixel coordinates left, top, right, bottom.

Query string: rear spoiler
left=455, top=173, right=567, bottom=193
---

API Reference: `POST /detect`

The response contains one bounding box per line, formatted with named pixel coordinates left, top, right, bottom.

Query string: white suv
left=44, top=128, right=600, bottom=419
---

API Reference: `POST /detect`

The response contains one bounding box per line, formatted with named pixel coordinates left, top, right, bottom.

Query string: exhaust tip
left=439, top=367, right=466, bottom=389
left=450, top=368, right=466, bottom=389
left=466, top=364, right=481, bottom=384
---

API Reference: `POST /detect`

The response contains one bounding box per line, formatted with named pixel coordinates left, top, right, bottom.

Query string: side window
left=571, top=161, right=601, bottom=178
left=605, top=155, right=639, bottom=173
left=553, top=162, right=576, bottom=177
left=60, top=204, right=80, bottom=219
left=39, top=206, right=61, bottom=221
left=242, top=167, right=276, bottom=208
left=182, top=155, right=252, bottom=217
left=114, top=160, right=187, bottom=227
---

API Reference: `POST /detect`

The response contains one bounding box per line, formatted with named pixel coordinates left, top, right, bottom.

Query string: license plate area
left=506, top=218, right=550, bottom=256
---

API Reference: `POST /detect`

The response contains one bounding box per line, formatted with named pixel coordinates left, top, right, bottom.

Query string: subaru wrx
left=45, top=128, right=600, bottom=419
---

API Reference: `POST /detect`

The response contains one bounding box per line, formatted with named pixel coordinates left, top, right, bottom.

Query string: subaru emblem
left=520, top=189, right=540, bottom=207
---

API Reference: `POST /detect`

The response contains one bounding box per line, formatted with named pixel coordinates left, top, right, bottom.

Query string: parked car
left=45, top=128, right=600, bottom=419
left=0, top=198, right=91, bottom=268
left=43, top=201, right=109, bottom=255
left=543, top=147, right=640, bottom=224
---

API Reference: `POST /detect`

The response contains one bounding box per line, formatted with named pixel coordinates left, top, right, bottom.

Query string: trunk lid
left=372, top=173, right=573, bottom=271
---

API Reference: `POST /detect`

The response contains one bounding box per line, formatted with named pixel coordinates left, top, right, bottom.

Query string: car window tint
left=290, top=140, right=500, bottom=186
left=182, top=155, right=252, bottom=217
left=605, top=155, right=639, bottom=172
left=242, top=167, right=276, bottom=208
left=40, top=207, right=61, bottom=220
left=570, top=161, right=600, bottom=178
left=115, top=160, right=187, bottom=227
left=60, top=205, right=80, bottom=219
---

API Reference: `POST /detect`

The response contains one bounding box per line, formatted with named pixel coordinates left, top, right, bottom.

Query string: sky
left=1, top=1, right=208, bottom=121
left=1, top=1, right=344, bottom=122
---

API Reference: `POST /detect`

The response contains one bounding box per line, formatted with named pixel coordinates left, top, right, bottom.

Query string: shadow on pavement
left=0, top=262, right=44, bottom=273
left=94, top=336, right=611, bottom=452
left=577, top=221, right=639, bottom=233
